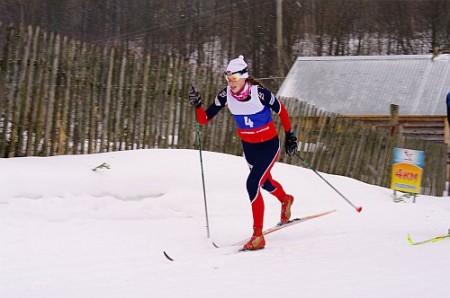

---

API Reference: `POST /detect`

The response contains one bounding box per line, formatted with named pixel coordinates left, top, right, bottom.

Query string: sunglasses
left=224, top=68, right=248, bottom=82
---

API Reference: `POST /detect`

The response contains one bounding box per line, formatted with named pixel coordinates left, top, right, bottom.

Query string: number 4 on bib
left=244, top=116, right=254, bottom=128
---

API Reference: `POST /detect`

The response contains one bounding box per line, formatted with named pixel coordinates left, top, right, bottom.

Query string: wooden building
left=278, top=54, right=450, bottom=142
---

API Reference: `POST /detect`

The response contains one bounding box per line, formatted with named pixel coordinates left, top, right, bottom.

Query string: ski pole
left=194, top=102, right=211, bottom=238
left=294, top=153, right=363, bottom=213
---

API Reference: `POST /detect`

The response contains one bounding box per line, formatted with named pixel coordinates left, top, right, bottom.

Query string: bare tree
left=1, top=0, right=449, bottom=86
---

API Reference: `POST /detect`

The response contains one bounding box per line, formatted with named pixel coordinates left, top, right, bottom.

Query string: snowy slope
left=1, top=149, right=449, bottom=298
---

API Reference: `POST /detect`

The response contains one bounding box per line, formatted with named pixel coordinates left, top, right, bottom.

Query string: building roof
left=277, top=55, right=450, bottom=115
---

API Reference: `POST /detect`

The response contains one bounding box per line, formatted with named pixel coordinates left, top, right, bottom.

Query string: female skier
left=189, top=55, right=298, bottom=250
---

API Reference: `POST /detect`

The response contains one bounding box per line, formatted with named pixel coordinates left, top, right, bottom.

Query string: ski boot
left=243, top=228, right=265, bottom=250
left=280, top=194, right=294, bottom=224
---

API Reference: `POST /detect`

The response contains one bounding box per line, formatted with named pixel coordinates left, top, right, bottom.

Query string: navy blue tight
left=242, top=137, right=281, bottom=202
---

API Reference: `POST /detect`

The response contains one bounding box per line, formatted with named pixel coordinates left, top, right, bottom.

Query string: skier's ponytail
left=246, top=76, right=265, bottom=88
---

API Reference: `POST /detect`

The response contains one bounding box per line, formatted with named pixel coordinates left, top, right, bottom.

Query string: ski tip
left=163, top=251, right=174, bottom=261
left=356, top=206, right=363, bottom=213
left=406, top=233, right=415, bottom=245
left=212, top=242, right=219, bottom=248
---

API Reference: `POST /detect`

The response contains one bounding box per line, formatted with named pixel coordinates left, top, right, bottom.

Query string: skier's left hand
left=189, top=85, right=202, bottom=107
left=284, top=129, right=298, bottom=156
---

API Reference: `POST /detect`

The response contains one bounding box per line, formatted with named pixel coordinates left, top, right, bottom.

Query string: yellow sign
left=390, top=148, right=424, bottom=194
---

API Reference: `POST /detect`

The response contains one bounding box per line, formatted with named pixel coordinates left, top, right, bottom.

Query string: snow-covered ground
left=1, top=149, right=449, bottom=298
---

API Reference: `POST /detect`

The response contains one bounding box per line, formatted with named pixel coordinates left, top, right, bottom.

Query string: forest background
left=1, top=0, right=449, bottom=91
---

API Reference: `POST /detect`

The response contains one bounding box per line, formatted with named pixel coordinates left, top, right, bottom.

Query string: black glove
left=284, top=129, right=298, bottom=156
left=189, top=85, right=202, bottom=107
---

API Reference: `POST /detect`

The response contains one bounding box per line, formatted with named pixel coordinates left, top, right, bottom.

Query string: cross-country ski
left=229, top=209, right=336, bottom=247
left=407, top=232, right=450, bottom=245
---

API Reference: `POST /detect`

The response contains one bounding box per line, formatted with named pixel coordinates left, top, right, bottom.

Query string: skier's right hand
left=284, top=129, right=298, bottom=156
left=189, top=85, right=202, bottom=107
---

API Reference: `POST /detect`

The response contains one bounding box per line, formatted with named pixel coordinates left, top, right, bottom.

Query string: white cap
left=226, top=55, right=249, bottom=78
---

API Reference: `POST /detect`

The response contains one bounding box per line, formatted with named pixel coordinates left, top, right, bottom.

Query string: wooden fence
left=280, top=107, right=447, bottom=196
left=0, top=24, right=447, bottom=196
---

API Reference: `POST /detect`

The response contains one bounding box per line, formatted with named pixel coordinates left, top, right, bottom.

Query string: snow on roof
left=277, top=54, right=450, bottom=115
